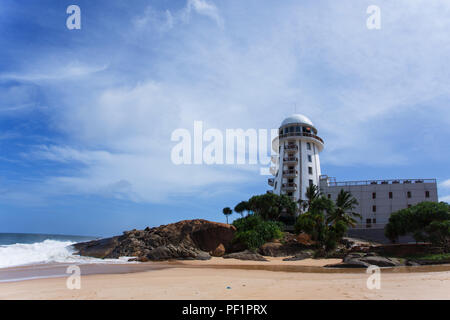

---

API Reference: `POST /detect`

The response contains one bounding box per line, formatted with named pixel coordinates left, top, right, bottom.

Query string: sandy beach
left=1, top=257, right=449, bottom=300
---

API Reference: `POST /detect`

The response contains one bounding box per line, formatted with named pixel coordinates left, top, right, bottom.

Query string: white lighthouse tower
left=268, top=114, right=324, bottom=208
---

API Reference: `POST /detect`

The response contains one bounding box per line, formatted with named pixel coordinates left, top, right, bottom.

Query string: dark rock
left=74, top=219, right=233, bottom=261
left=282, top=251, right=313, bottom=261
left=331, top=252, right=403, bottom=268
left=223, top=250, right=268, bottom=261
left=406, top=260, right=421, bottom=266
left=258, top=233, right=314, bottom=257
left=72, top=236, right=120, bottom=259
left=359, top=255, right=399, bottom=267
left=325, top=259, right=371, bottom=268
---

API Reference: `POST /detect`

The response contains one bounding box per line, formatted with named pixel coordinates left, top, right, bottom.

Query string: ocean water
left=0, top=233, right=133, bottom=269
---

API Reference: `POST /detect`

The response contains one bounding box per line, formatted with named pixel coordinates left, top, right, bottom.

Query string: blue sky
left=0, top=0, right=449, bottom=237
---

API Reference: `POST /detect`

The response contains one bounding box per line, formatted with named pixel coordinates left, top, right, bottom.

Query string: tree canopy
left=385, top=201, right=450, bottom=249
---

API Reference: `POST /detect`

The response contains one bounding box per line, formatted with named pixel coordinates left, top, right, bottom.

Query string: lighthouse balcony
left=283, top=157, right=298, bottom=164
left=284, top=144, right=298, bottom=151
left=268, top=178, right=274, bottom=186
left=279, top=132, right=324, bottom=145
left=282, top=183, right=297, bottom=191
left=283, top=169, right=298, bottom=177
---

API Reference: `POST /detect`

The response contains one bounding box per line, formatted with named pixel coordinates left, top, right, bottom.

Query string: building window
left=372, top=192, right=376, bottom=199
left=408, top=204, right=412, bottom=208
left=308, top=155, right=312, bottom=162
left=373, top=218, right=377, bottom=224
left=306, top=142, right=311, bottom=150
left=425, top=191, right=430, bottom=198
left=389, top=192, right=393, bottom=199
left=309, top=179, right=313, bottom=187
left=372, top=205, right=376, bottom=212
left=308, top=166, right=313, bottom=175
left=407, top=191, right=411, bottom=198
left=327, top=194, right=331, bottom=199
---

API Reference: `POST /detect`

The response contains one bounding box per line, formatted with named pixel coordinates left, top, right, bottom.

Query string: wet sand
left=1, top=257, right=449, bottom=299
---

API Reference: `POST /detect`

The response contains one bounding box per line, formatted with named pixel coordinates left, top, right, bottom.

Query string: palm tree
left=222, top=207, right=233, bottom=224
left=327, top=189, right=361, bottom=227
left=300, top=184, right=321, bottom=212
left=234, top=201, right=248, bottom=218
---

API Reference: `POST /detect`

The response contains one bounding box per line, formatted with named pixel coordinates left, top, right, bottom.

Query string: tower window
left=372, top=205, right=376, bottom=212
left=389, top=192, right=393, bottom=199
left=308, top=155, right=312, bottom=162
left=372, top=192, right=376, bottom=199
left=306, top=142, right=311, bottom=150
left=308, top=167, right=313, bottom=175
left=425, top=191, right=430, bottom=198
left=309, top=179, right=313, bottom=187
left=407, top=191, right=411, bottom=198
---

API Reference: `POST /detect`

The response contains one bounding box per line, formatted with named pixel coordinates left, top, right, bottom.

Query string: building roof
left=281, top=114, right=314, bottom=127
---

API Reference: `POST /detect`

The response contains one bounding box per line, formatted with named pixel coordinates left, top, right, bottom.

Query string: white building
left=269, top=114, right=439, bottom=232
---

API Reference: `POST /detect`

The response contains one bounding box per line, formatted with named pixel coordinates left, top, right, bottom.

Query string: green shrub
left=384, top=202, right=450, bottom=246
left=232, top=214, right=283, bottom=250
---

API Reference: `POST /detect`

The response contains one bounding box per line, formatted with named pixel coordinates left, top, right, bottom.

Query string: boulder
left=359, top=255, right=399, bottom=267
left=210, top=243, right=226, bottom=257
left=258, top=233, right=314, bottom=257
left=296, top=233, right=315, bottom=246
left=325, top=259, right=371, bottom=268
left=326, top=252, right=403, bottom=268
left=282, top=251, right=313, bottom=261
left=73, top=219, right=234, bottom=261
left=223, top=250, right=268, bottom=261
left=73, top=236, right=120, bottom=259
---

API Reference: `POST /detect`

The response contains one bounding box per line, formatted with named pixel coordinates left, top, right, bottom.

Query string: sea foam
left=0, top=239, right=133, bottom=268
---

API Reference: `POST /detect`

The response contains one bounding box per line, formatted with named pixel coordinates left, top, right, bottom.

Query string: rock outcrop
left=223, top=250, right=268, bottom=261
left=325, top=252, right=403, bottom=268
left=73, top=219, right=236, bottom=261
left=258, top=233, right=314, bottom=257
left=282, top=251, right=314, bottom=261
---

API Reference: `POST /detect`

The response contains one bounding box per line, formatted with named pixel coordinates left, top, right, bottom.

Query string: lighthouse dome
left=281, top=114, right=314, bottom=127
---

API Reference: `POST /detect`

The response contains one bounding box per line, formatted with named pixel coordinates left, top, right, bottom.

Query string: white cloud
left=0, top=61, right=108, bottom=82
left=440, top=179, right=450, bottom=189
left=133, top=0, right=223, bottom=33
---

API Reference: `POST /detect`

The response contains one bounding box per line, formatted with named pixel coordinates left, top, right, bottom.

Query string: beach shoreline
left=1, top=257, right=450, bottom=299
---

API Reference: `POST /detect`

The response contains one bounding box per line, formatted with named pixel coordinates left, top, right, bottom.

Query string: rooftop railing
left=321, top=178, right=437, bottom=187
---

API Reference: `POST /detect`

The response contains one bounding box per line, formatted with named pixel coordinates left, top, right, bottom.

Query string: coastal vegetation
left=232, top=214, right=283, bottom=250
left=385, top=201, right=450, bottom=252
left=225, top=187, right=360, bottom=253
left=294, top=188, right=360, bottom=251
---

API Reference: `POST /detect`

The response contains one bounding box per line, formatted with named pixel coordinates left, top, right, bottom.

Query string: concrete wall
left=320, top=178, right=438, bottom=227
